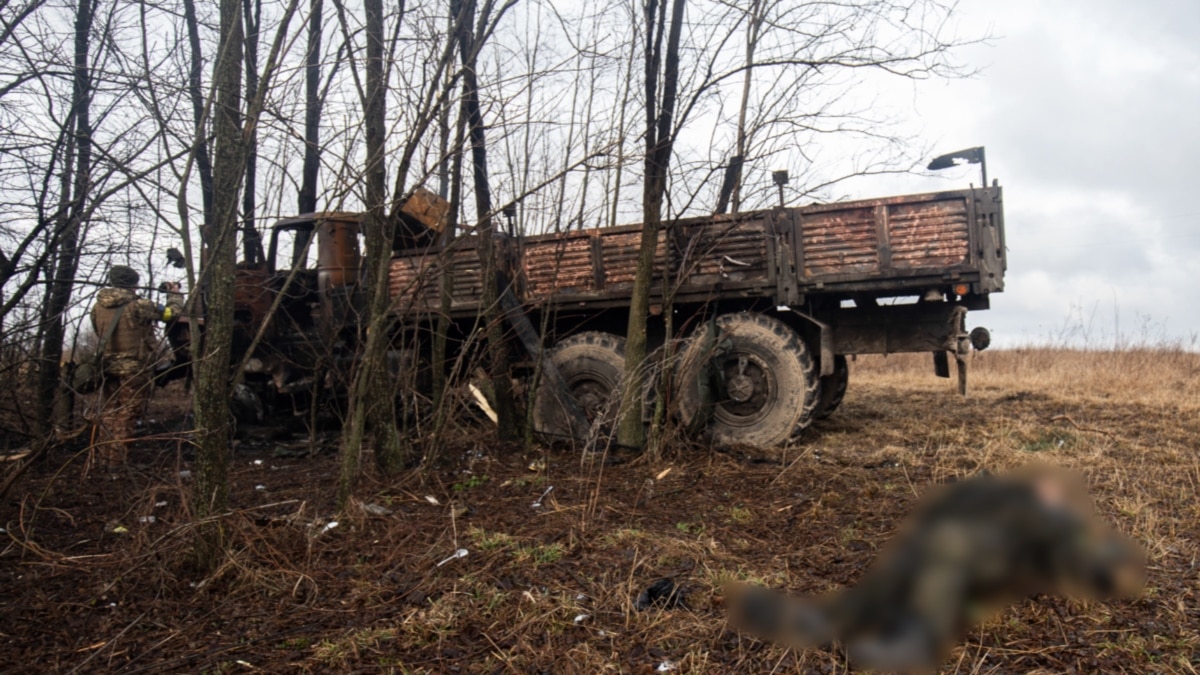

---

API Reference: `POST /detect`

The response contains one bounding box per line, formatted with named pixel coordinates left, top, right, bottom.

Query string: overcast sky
left=842, top=0, right=1200, bottom=349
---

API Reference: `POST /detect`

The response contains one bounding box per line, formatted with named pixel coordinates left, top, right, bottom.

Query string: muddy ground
left=1, top=350, right=1198, bottom=673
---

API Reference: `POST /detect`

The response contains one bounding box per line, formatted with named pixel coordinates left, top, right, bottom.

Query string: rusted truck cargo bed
left=388, top=186, right=1004, bottom=314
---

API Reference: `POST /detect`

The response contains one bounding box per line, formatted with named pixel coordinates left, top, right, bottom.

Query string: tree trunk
left=431, top=94, right=463, bottom=425
left=181, top=0, right=214, bottom=227
left=298, top=0, right=322, bottom=219
left=453, top=0, right=518, bottom=441
left=338, top=0, right=405, bottom=507
left=193, top=0, right=244, bottom=571
left=727, top=0, right=762, bottom=215
left=617, top=0, right=686, bottom=450
left=35, top=0, right=93, bottom=436
left=241, top=0, right=263, bottom=264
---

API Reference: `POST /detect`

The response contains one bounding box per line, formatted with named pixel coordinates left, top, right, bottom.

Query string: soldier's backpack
left=70, top=302, right=128, bottom=394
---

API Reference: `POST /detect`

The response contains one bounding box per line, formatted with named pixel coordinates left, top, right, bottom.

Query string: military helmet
left=108, top=265, right=139, bottom=289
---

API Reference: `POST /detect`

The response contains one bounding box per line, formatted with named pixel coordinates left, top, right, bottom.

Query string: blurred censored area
left=726, top=465, right=1145, bottom=673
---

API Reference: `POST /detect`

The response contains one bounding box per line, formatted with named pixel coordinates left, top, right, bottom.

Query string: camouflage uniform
left=90, top=266, right=179, bottom=464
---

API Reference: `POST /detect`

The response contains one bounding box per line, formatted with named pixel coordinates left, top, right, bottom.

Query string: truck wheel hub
left=727, top=374, right=755, bottom=402
left=569, top=379, right=610, bottom=418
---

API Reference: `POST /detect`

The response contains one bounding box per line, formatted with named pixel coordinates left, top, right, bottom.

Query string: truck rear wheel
left=676, top=312, right=818, bottom=448
left=532, top=331, right=626, bottom=440
left=814, top=354, right=849, bottom=420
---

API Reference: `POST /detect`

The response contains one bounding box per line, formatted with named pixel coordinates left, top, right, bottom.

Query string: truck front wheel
left=532, top=331, right=626, bottom=440
left=676, top=312, right=819, bottom=448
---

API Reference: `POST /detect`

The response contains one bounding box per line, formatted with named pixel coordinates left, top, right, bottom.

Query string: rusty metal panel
left=887, top=199, right=969, bottom=269
left=234, top=267, right=273, bottom=326
left=676, top=220, right=771, bottom=287
left=523, top=236, right=596, bottom=301
left=601, top=231, right=667, bottom=288
left=801, top=206, right=879, bottom=278
left=388, top=254, right=439, bottom=312
left=389, top=245, right=483, bottom=314
left=448, top=246, right=485, bottom=307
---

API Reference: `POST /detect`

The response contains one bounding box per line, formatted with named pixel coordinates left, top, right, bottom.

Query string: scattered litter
left=138, top=516, right=156, bottom=524
left=436, top=548, right=469, bottom=567
left=531, top=486, right=554, bottom=509
left=576, top=593, right=587, bottom=601
left=178, top=470, right=192, bottom=479
left=110, top=525, right=129, bottom=535
left=253, top=459, right=263, bottom=466
left=635, top=578, right=685, bottom=611
left=528, top=459, right=546, bottom=472
left=657, top=660, right=677, bottom=672
left=255, top=485, right=266, bottom=491
left=154, top=501, right=167, bottom=508
left=362, top=502, right=392, bottom=516
left=573, top=614, right=590, bottom=624
left=424, top=495, right=441, bottom=506
left=655, top=467, right=672, bottom=481
left=318, top=521, right=339, bottom=535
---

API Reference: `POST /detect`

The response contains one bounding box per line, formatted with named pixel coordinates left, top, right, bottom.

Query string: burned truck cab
left=229, top=189, right=448, bottom=422
left=227, top=212, right=366, bottom=418
left=261, top=212, right=364, bottom=337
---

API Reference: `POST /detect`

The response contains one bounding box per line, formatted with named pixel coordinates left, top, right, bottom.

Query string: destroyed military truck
left=208, top=151, right=1005, bottom=448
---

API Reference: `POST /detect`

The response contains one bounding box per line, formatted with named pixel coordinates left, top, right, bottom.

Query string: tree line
left=0, top=0, right=970, bottom=567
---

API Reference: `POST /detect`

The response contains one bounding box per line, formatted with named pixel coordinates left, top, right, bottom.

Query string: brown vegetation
left=1, top=347, right=1197, bottom=672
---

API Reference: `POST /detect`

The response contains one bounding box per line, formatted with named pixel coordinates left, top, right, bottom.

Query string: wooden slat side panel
left=389, top=255, right=439, bottom=312
left=601, top=231, right=668, bottom=289
left=676, top=223, right=770, bottom=287
left=448, top=248, right=484, bottom=305
left=887, top=200, right=969, bottom=269
left=523, top=237, right=595, bottom=300
left=801, top=207, right=878, bottom=277
left=388, top=246, right=484, bottom=313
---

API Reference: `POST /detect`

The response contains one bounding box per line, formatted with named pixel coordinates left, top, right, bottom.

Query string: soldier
left=90, top=265, right=181, bottom=465
left=726, top=465, right=1145, bottom=673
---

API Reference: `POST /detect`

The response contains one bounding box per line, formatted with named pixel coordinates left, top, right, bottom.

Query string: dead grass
left=1, top=348, right=1198, bottom=673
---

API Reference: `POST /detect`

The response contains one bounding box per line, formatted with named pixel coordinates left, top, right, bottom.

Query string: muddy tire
left=814, top=354, right=849, bottom=420
left=532, top=332, right=626, bottom=440
left=676, top=312, right=818, bottom=448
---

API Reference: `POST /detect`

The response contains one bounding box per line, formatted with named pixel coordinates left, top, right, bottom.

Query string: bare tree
left=298, top=0, right=323, bottom=217
left=242, top=0, right=264, bottom=264
left=334, top=0, right=481, bottom=502
left=181, top=0, right=215, bottom=227
left=616, top=0, right=686, bottom=450
left=453, top=0, right=519, bottom=441
left=192, top=0, right=245, bottom=569
left=337, top=0, right=406, bottom=500
left=33, top=0, right=95, bottom=435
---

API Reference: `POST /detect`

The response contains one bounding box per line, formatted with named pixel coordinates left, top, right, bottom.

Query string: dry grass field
left=1, top=347, right=1198, bottom=673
